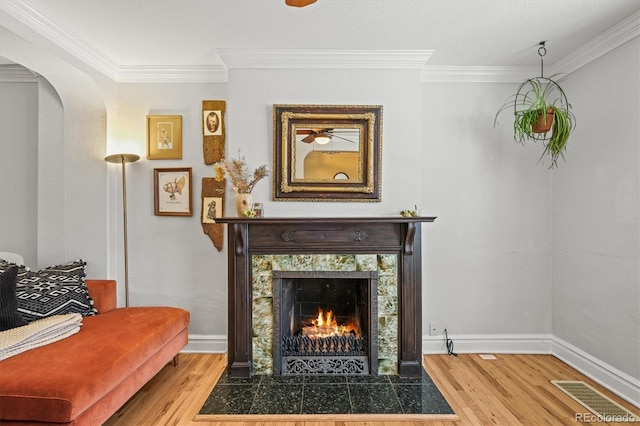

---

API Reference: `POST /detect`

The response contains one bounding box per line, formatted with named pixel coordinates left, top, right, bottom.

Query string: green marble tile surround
left=252, top=254, right=398, bottom=375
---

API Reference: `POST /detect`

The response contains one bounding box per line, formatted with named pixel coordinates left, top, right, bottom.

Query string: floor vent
left=479, top=354, right=497, bottom=360
left=551, top=380, right=638, bottom=421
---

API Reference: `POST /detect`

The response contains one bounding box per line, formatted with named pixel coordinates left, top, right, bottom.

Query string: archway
left=0, top=24, right=109, bottom=276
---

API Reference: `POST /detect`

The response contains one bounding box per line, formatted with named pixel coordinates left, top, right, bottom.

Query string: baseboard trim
left=422, top=333, right=554, bottom=354
left=183, top=334, right=227, bottom=354
left=423, top=333, right=640, bottom=409
left=551, top=336, right=640, bottom=409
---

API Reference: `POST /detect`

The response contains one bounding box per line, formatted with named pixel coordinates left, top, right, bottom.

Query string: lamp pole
left=105, top=153, right=140, bottom=307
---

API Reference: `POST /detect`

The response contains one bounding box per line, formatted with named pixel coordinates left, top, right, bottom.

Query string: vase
left=235, top=193, right=253, bottom=217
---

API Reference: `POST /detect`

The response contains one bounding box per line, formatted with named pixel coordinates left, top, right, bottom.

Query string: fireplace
left=217, top=216, right=436, bottom=377
left=272, top=270, right=378, bottom=375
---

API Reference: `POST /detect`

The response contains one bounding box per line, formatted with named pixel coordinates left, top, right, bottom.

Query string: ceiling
left=1, top=0, right=639, bottom=81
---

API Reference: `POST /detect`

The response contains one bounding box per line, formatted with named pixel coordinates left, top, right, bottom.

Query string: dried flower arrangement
left=213, top=151, right=269, bottom=194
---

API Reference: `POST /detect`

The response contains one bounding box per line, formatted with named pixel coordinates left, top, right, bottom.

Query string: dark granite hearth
left=199, top=367, right=454, bottom=416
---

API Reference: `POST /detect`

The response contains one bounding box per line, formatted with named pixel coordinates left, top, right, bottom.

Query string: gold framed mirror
left=273, top=104, right=382, bottom=202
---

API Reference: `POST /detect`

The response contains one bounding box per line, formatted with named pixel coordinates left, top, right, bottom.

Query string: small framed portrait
left=153, top=167, right=193, bottom=216
left=203, top=110, right=223, bottom=136
left=147, top=115, right=182, bottom=159
left=202, top=196, right=223, bottom=223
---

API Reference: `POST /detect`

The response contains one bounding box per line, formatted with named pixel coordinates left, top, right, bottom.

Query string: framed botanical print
left=147, top=115, right=182, bottom=159
left=153, top=167, right=192, bottom=216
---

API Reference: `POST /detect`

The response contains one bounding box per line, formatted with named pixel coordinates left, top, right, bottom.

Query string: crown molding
left=420, top=66, right=538, bottom=83
left=549, top=10, right=640, bottom=76
left=0, top=0, right=119, bottom=80
left=116, top=65, right=228, bottom=83
left=2, top=1, right=638, bottom=83
left=422, top=10, right=640, bottom=83
left=216, top=49, right=434, bottom=70
left=0, top=63, right=39, bottom=82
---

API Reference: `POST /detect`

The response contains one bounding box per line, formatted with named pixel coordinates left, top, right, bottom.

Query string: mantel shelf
left=215, top=216, right=437, bottom=225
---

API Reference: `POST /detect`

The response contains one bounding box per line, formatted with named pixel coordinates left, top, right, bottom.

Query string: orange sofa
left=0, top=280, right=190, bottom=425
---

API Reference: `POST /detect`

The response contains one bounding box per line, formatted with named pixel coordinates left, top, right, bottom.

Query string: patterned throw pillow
left=0, top=266, right=29, bottom=331
left=0, top=260, right=24, bottom=277
left=0, top=259, right=97, bottom=322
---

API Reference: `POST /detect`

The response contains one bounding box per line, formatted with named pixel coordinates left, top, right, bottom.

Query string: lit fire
left=301, top=309, right=360, bottom=338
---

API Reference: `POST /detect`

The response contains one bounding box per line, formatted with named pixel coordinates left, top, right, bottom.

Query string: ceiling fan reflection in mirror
left=296, top=128, right=358, bottom=144
left=285, top=0, right=317, bottom=7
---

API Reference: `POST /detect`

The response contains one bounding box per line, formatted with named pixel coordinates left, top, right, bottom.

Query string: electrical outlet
left=429, top=321, right=438, bottom=336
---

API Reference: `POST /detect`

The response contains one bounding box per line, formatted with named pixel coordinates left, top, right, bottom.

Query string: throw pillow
left=0, top=266, right=29, bottom=331
left=0, top=259, right=27, bottom=274
left=0, top=259, right=24, bottom=273
left=0, top=259, right=98, bottom=322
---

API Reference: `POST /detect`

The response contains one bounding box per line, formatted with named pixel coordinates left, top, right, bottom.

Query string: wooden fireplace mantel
left=216, top=216, right=436, bottom=377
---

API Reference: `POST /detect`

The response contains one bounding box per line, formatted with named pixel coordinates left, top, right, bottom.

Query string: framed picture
left=203, top=110, right=223, bottom=136
left=154, top=168, right=193, bottom=216
left=147, top=115, right=182, bottom=159
left=202, top=196, right=223, bottom=223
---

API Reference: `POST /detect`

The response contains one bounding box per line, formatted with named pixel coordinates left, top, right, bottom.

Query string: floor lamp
left=105, top=153, right=140, bottom=307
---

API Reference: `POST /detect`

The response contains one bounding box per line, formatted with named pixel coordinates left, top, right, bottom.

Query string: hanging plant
left=494, top=42, right=576, bottom=168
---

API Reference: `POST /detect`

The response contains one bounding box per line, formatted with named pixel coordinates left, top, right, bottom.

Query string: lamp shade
left=105, top=153, right=140, bottom=164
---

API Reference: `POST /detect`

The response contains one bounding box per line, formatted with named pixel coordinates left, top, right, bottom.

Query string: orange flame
left=315, top=309, right=334, bottom=327
left=303, top=308, right=360, bottom=338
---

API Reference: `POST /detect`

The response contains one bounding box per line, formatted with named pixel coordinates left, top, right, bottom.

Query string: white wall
left=36, top=77, right=65, bottom=268
left=0, top=26, right=109, bottom=276
left=107, top=82, right=228, bottom=336
left=421, top=82, right=553, bottom=337
left=226, top=68, right=424, bottom=218
left=0, top=79, right=38, bottom=265
left=553, top=38, right=640, bottom=379
left=103, top=67, right=424, bottom=339
left=99, top=65, right=422, bottom=338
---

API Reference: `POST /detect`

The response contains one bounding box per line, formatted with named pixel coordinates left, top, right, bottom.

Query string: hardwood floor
left=104, top=353, right=639, bottom=425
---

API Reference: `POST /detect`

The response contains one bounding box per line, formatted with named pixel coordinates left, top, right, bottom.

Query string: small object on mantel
left=242, top=210, right=257, bottom=218
left=400, top=205, right=420, bottom=217
left=253, top=203, right=264, bottom=218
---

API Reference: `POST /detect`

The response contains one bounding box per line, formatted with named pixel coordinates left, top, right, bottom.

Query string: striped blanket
left=0, top=313, right=82, bottom=361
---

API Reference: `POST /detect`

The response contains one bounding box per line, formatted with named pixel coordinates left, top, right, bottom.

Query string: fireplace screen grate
left=283, top=356, right=368, bottom=375
left=282, top=335, right=367, bottom=357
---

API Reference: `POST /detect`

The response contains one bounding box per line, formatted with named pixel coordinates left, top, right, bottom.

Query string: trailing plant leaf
left=539, top=105, right=575, bottom=168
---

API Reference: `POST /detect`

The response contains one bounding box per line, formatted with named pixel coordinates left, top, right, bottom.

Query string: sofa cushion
left=0, top=266, right=29, bottom=331
left=0, top=306, right=190, bottom=423
left=0, top=259, right=97, bottom=322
